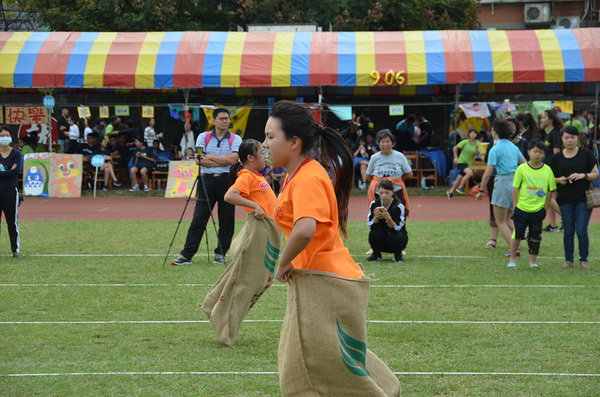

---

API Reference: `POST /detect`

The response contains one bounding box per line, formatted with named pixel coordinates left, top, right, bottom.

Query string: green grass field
left=1, top=220, right=599, bottom=396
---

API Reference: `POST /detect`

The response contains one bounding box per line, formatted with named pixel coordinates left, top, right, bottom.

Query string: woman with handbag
left=0, top=125, right=22, bottom=258
left=550, top=126, right=599, bottom=270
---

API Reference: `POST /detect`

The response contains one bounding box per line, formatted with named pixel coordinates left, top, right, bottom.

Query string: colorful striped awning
left=1, top=29, right=600, bottom=89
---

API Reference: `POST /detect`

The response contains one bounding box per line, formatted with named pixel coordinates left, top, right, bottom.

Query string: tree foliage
left=236, top=0, right=481, bottom=31
left=8, top=0, right=480, bottom=32
left=13, top=0, right=233, bottom=31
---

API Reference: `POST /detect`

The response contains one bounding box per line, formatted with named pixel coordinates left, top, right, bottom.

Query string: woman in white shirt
left=66, top=116, right=80, bottom=153
left=144, top=118, right=156, bottom=146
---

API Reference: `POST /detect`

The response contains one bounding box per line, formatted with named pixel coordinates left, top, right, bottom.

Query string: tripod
left=162, top=159, right=225, bottom=267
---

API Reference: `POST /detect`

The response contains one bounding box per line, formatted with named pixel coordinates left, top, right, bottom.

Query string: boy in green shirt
left=508, top=140, right=557, bottom=269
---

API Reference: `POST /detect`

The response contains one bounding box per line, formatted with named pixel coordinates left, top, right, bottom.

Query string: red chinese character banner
left=18, top=117, right=59, bottom=146
left=5, top=107, right=27, bottom=125
left=26, top=107, right=50, bottom=125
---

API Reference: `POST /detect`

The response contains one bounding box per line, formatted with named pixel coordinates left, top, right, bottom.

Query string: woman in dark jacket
left=366, top=179, right=408, bottom=263
left=0, top=125, right=22, bottom=257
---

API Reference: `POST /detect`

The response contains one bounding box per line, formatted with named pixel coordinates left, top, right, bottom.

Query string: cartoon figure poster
left=23, top=153, right=51, bottom=197
left=165, top=161, right=198, bottom=198
left=49, top=154, right=83, bottom=198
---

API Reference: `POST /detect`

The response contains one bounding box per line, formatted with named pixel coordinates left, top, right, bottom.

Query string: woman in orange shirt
left=264, top=102, right=362, bottom=281
left=264, top=101, right=399, bottom=396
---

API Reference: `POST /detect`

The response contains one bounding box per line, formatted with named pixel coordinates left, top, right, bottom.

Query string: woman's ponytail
left=229, top=161, right=242, bottom=184
left=317, top=125, right=353, bottom=239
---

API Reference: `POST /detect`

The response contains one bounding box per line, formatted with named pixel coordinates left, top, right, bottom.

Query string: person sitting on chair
left=367, top=179, right=409, bottom=263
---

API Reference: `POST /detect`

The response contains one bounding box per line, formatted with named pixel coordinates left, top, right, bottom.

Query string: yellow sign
left=99, top=106, right=109, bottom=118
left=5, top=107, right=26, bottom=125
left=77, top=106, right=91, bottom=119
left=554, top=101, right=573, bottom=114
left=203, top=106, right=252, bottom=138
left=0, top=106, right=3, bottom=124
left=142, top=106, right=154, bottom=118
left=26, top=107, right=49, bottom=125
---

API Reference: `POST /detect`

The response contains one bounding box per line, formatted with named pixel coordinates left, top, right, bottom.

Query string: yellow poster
left=203, top=105, right=251, bottom=138
left=142, top=106, right=154, bottom=118
left=99, top=106, right=109, bottom=118
left=554, top=101, right=573, bottom=114
left=0, top=106, right=3, bottom=124
left=77, top=106, right=91, bottom=119
left=165, top=161, right=198, bottom=198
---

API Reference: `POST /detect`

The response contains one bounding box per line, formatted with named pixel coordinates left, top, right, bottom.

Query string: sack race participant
left=264, top=101, right=400, bottom=396
left=201, top=140, right=280, bottom=346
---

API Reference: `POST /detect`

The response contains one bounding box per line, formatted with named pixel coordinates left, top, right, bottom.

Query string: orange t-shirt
left=274, top=158, right=364, bottom=279
left=229, top=168, right=276, bottom=217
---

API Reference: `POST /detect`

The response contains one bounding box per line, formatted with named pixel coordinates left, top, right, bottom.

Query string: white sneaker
left=358, top=181, right=367, bottom=190
left=144, top=186, right=151, bottom=192
left=129, top=185, right=140, bottom=192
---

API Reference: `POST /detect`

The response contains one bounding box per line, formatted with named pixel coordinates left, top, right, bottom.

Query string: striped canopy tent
left=1, top=29, right=600, bottom=89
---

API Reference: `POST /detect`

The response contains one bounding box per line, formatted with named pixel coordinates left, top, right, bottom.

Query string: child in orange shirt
left=224, top=139, right=276, bottom=218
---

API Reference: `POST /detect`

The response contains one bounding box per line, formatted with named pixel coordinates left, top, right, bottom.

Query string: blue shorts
left=491, top=173, right=515, bottom=210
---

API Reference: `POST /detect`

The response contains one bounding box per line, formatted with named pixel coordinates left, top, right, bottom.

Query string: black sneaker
left=393, top=252, right=404, bottom=263
left=446, top=190, right=453, bottom=200
left=171, top=255, right=192, bottom=266
left=214, top=254, right=228, bottom=264
left=543, top=224, right=560, bottom=233
left=367, top=253, right=382, bottom=262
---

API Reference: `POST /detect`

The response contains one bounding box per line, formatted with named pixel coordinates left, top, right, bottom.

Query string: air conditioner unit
left=524, top=3, right=551, bottom=23
left=555, top=16, right=580, bottom=29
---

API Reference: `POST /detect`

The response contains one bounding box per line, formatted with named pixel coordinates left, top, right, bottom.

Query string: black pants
left=65, top=139, right=78, bottom=154
left=369, top=228, right=408, bottom=255
left=180, top=174, right=235, bottom=259
left=0, top=187, right=20, bottom=253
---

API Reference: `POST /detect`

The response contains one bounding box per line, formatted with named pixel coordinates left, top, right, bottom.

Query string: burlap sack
left=279, top=269, right=400, bottom=397
left=201, top=212, right=281, bottom=346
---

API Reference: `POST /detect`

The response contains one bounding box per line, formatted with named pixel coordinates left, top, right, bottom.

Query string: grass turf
left=0, top=220, right=598, bottom=396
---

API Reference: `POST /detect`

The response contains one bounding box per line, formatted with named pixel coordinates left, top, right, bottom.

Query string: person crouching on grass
left=367, top=179, right=408, bottom=263
left=507, top=140, right=557, bottom=269
left=224, top=139, right=276, bottom=220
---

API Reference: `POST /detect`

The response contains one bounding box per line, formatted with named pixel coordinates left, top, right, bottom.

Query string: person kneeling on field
left=507, top=140, right=557, bottom=269
left=367, top=179, right=409, bottom=263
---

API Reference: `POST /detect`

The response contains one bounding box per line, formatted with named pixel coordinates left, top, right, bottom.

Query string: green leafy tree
left=14, top=0, right=233, bottom=32
left=236, top=0, right=480, bottom=31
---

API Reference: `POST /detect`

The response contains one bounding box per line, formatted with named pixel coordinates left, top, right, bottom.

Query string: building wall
left=479, top=0, right=594, bottom=30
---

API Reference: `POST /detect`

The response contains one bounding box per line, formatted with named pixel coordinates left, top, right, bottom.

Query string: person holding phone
left=367, top=179, right=408, bottom=263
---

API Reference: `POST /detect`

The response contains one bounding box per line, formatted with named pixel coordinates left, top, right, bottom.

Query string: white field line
left=1, top=371, right=598, bottom=378
left=2, top=320, right=599, bottom=325
left=0, top=283, right=597, bottom=289
left=11, top=254, right=599, bottom=260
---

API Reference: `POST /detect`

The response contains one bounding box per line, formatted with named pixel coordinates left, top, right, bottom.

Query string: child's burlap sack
left=279, top=269, right=400, bottom=397
left=201, top=213, right=281, bottom=346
